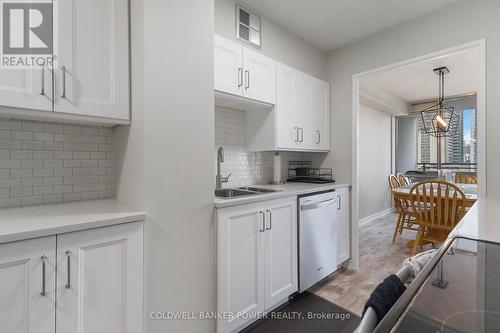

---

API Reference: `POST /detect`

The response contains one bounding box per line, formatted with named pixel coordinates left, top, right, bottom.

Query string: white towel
left=402, top=249, right=437, bottom=282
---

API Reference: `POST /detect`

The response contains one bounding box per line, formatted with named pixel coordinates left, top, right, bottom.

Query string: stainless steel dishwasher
left=298, top=190, right=338, bottom=292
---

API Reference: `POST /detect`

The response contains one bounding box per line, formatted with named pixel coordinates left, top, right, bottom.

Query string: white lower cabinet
left=56, top=222, right=143, bottom=333
left=0, top=221, right=143, bottom=333
left=217, top=197, right=297, bottom=333
left=336, top=187, right=350, bottom=264
left=0, top=236, right=56, bottom=333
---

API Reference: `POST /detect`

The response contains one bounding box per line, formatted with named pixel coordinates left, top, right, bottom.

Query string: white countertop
left=214, top=182, right=350, bottom=208
left=451, top=196, right=500, bottom=244
left=0, top=199, right=146, bottom=244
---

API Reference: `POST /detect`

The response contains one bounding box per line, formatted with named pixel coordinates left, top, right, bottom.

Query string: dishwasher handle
left=300, top=197, right=337, bottom=211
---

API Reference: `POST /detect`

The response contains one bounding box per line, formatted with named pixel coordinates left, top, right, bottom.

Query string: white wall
left=359, top=105, right=392, bottom=220
left=115, top=0, right=215, bottom=332
left=326, top=0, right=500, bottom=197
left=214, top=0, right=328, bottom=81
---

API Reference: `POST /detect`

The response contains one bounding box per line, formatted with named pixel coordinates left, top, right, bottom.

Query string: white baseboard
left=358, top=208, right=393, bottom=226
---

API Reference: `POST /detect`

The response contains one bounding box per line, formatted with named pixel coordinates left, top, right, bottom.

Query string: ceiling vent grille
left=236, top=4, right=261, bottom=48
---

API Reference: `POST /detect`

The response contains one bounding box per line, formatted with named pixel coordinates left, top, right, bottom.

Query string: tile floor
left=312, top=213, right=431, bottom=316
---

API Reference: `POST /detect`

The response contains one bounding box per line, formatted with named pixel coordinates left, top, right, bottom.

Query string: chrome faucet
left=216, top=147, right=231, bottom=189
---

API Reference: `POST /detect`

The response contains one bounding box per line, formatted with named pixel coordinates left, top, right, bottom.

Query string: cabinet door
left=0, top=236, right=56, bottom=333
left=276, top=64, right=299, bottom=149
left=311, top=78, right=330, bottom=151
left=56, top=222, right=143, bottom=333
left=264, top=198, right=297, bottom=310
left=242, top=48, right=276, bottom=104
left=54, top=0, right=129, bottom=120
left=337, top=188, right=350, bottom=263
left=217, top=203, right=265, bottom=333
left=214, top=35, right=243, bottom=97
left=0, top=68, right=52, bottom=111
left=296, top=73, right=313, bottom=149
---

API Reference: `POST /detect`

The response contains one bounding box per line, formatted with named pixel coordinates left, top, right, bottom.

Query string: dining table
left=392, top=183, right=478, bottom=208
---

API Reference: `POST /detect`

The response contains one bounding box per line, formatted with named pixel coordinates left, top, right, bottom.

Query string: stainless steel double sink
left=215, top=186, right=281, bottom=199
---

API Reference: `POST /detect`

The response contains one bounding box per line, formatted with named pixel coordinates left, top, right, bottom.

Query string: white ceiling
left=241, top=0, right=461, bottom=51
left=360, top=47, right=480, bottom=106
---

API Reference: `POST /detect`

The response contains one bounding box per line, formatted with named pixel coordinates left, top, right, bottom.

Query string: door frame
left=351, top=39, right=487, bottom=270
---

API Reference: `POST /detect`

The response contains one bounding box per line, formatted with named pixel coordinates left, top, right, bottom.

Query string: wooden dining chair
left=388, top=175, right=400, bottom=189
left=397, top=173, right=410, bottom=186
left=455, top=172, right=478, bottom=184
left=409, top=180, right=467, bottom=255
left=388, top=175, right=417, bottom=242
left=388, top=175, right=401, bottom=214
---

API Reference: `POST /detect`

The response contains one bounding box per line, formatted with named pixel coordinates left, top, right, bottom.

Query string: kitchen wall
left=214, top=0, right=328, bottom=81
left=215, top=106, right=304, bottom=186
left=358, top=105, right=392, bottom=220
left=0, top=119, right=114, bottom=208
left=115, top=0, right=215, bottom=332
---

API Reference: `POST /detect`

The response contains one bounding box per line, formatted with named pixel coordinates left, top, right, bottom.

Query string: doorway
left=351, top=39, right=486, bottom=273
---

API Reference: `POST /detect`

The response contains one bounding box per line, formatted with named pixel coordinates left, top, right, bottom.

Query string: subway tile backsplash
left=215, top=106, right=304, bottom=187
left=0, top=119, right=115, bottom=208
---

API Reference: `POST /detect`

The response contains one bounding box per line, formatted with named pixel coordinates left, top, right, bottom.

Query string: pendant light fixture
left=420, top=67, right=459, bottom=137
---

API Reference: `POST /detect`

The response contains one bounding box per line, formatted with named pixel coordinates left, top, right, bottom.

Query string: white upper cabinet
left=0, top=0, right=129, bottom=124
left=276, top=64, right=299, bottom=149
left=215, top=34, right=329, bottom=152
left=273, top=64, right=330, bottom=152
left=0, top=236, right=56, bottom=333
left=295, top=73, right=313, bottom=148
left=0, top=68, right=52, bottom=112
left=214, top=35, right=243, bottom=96
left=311, top=78, right=330, bottom=151
left=242, top=48, right=276, bottom=104
left=214, top=35, right=276, bottom=105
left=54, top=0, right=130, bottom=120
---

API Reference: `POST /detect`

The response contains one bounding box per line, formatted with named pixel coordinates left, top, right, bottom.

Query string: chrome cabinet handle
left=294, top=127, right=299, bottom=142
left=316, top=130, right=321, bottom=144
left=245, top=70, right=250, bottom=89
left=238, top=68, right=243, bottom=87
left=40, top=68, right=45, bottom=96
left=266, top=209, right=272, bottom=230
left=259, top=211, right=265, bottom=232
left=41, top=255, right=47, bottom=296
left=61, top=66, right=66, bottom=99
left=299, top=128, right=304, bottom=142
left=65, top=250, right=71, bottom=289
left=337, top=195, right=341, bottom=210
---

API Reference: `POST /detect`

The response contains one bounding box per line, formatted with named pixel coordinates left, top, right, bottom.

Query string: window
left=236, top=4, right=261, bottom=48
